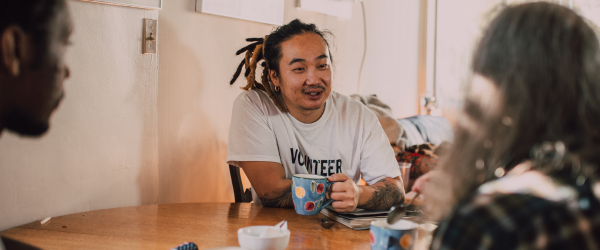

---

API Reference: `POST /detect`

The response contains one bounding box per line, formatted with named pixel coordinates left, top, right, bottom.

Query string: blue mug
left=291, top=174, right=337, bottom=215
left=370, top=219, right=418, bottom=250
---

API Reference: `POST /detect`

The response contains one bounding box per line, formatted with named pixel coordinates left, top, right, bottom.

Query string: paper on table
left=332, top=207, right=389, bottom=217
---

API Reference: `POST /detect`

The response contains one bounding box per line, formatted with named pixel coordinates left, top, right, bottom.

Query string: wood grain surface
left=0, top=203, right=434, bottom=250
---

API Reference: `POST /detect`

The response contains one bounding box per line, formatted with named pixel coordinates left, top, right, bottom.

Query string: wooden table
left=1, top=203, right=434, bottom=250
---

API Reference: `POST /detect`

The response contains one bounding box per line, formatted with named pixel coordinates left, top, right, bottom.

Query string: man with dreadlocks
left=226, top=19, right=404, bottom=212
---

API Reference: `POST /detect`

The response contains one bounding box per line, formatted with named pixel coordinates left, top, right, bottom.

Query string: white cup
left=237, top=226, right=290, bottom=250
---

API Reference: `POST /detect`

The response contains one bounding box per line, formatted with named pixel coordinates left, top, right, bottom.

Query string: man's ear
left=269, top=69, right=280, bottom=87
left=1, top=26, right=29, bottom=77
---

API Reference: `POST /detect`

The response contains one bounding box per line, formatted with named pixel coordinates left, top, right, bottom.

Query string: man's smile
left=303, top=86, right=325, bottom=100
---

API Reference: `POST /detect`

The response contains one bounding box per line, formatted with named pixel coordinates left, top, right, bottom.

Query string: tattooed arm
left=328, top=174, right=404, bottom=212
left=359, top=177, right=404, bottom=210
left=238, top=161, right=294, bottom=208
left=258, top=187, right=294, bottom=208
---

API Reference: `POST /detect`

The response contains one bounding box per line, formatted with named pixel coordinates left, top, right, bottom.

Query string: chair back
left=229, top=164, right=253, bottom=203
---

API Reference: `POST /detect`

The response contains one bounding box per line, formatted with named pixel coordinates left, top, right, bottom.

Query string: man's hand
left=327, top=173, right=361, bottom=213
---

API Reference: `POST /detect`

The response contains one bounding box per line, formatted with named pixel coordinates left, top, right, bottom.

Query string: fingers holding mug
left=327, top=174, right=359, bottom=212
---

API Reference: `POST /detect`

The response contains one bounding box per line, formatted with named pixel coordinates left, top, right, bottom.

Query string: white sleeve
left=227, top=92, right=281, bottom=166
left=359, top=117, right=401, bottom=185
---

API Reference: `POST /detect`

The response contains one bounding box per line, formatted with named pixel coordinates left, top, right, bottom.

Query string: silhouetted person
left=0, top=0, right=72, bottom=249
left=422, top=2, right=600, bottom=249
left=0, top=0, right=72, bottom=137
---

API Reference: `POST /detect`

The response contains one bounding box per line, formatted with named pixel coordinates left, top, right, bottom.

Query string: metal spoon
left=387, top=191, right=419, bottom=224
left=274, top=220, right=287, bottom=231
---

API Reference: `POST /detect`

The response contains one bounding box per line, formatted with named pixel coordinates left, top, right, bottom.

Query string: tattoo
left=259, top=188, right=294, bottom=208
left=359, top=179, right=403, bottom=210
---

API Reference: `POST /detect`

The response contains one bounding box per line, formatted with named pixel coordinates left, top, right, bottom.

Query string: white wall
left=357, top=0, right=422, bottom=118
left=156, top=0, right=423, bottom=204
left=434, top=0, right=501, bottom=123
left=434, top=0, right=600, bottom=124
left=0, top=1, right=159, bottom=231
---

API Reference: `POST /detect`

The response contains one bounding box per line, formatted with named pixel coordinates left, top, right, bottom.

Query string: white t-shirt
left=227, top=89, right=400, bottom=186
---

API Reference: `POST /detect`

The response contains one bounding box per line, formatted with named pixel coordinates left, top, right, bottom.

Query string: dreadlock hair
left=230, top=19, right=333, bottom=112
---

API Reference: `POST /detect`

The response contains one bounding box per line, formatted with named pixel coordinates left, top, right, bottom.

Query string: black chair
left=229, top=164, right=253, bottom=203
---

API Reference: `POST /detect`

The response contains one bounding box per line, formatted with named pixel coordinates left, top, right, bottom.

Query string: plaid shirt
left=430, top=173, right=600, bottom=250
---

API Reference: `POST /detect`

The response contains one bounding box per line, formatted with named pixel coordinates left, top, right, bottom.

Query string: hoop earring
left=275, top=86, right=280, bottom=92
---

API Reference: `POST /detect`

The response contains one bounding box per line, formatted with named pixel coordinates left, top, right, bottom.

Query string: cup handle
left=322, top=199, right=334, bottom=208
left=323, top=181, right=341, bottom=207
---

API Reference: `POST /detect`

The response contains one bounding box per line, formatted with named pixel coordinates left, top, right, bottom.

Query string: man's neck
left=288, top=103, right=326, bottom=124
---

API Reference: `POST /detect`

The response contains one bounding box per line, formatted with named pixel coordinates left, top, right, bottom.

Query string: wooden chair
left=229, top=164, right=253, bottom=203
